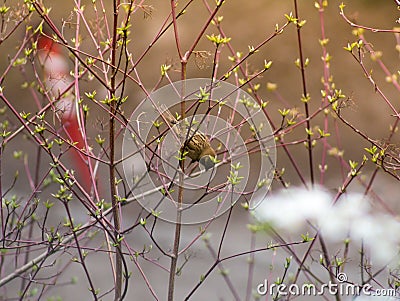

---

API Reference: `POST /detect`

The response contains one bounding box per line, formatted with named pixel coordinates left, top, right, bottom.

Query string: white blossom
left=254, top=186, right=400, bottom=265
left=253, top=186, right=331, bottom=229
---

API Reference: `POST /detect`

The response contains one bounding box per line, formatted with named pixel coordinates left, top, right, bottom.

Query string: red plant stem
left=294, top=0, right=314, bottom=186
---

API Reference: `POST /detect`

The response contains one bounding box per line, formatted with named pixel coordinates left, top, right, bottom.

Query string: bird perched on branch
left=160, top=105, right=216, bottom=171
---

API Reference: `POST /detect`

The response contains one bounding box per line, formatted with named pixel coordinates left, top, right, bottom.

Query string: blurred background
left=1, top=0, right=400, bottom=300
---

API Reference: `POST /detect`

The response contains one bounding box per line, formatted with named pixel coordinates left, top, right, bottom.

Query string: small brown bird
left=160, top=105, right=216, bottom=171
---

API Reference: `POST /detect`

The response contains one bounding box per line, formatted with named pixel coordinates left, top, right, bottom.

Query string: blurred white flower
left=253, top=186, right=400, bottom=265
left=351, top=214, right=400, bottom=265
left=318, top=193, right=370, bottom=241
left=253, top=186, right=331, bottom=229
